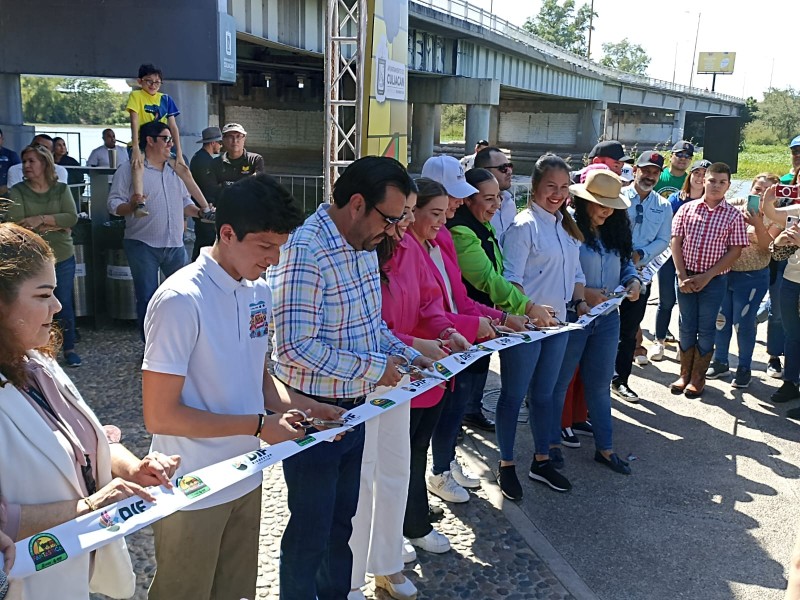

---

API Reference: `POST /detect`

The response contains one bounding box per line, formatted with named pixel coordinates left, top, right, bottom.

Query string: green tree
left=21, top=76, right=128, bottom=125
left=523, top=0, right=597, bottom=56
left=757, top=87, right=800, bottom=144
left=599, top=39, right=650, bottom=75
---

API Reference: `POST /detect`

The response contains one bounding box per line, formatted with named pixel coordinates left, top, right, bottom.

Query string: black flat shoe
left=594, top=451, right=631, bottom=475
left=463, top=412, right=495, bottom=432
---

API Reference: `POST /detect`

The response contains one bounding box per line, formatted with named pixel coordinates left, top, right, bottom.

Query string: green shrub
left=743, top=121, right=780, bottom=146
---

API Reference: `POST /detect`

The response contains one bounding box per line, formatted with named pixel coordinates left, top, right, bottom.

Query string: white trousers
left=349, top=380, right=412, bottom=588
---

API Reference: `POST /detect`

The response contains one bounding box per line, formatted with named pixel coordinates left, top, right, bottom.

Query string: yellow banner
left=362, top=0, right=408, bottom=164
left=696, top=52, right=736, bottom=74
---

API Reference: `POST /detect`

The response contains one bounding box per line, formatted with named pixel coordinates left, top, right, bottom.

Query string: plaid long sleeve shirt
left=672, top=198, right=749, bottom=274
left=267, top=205, right=420, bottom=398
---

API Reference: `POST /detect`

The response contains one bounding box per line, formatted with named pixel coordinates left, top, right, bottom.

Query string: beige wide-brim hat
left=568, top=170, right=630, bottom=210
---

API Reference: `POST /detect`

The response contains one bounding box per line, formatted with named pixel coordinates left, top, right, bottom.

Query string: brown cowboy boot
left=670, top=347, right=695, bottom=393
left=685, top=350, right=714, bottom=398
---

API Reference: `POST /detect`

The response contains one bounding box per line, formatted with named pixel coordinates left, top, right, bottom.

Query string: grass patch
left=736, top=144, right=790, bottom=180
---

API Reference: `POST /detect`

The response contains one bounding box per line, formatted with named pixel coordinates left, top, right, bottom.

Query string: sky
left=467, top=0, right=793, bottom=100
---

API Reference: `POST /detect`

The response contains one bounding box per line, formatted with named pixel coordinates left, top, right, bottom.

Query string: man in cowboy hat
left=190, top=126, right=224, bottom=259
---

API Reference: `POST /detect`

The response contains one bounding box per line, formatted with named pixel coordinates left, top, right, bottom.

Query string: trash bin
left=105, top=249, right=137, bottom=320
left=72, top=220, right=93, bottom=317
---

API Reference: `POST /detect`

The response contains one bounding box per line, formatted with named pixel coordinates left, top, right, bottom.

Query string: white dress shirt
left=7, top=163, right=67, bottom=188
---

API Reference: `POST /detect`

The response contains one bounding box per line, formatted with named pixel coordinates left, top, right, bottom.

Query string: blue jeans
left=655, top=256, right=677, bottom=340
left=495, top=334, right=570, bottom=460
left=779, top=279, right=800, bottom=385
left=54, top=256, right=76, bottom=352
left=123, top=239, right=187, bottom=338
left=280, top=422, right=365, bottom=600
left=713, top=269, right=769, bottom=370
left=551, top=311, right=620, bottom=452
left=767, top=260, right=787, bottom=357
left=464, top=358, right=490, bottom=415
left=677, top=274, right=727, bottom=355
left=431, top=369, right=488, bottom=474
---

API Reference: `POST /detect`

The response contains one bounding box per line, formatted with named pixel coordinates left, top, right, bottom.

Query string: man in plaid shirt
left=670, top=162, right=749, bottom=397
left=268, top=157, right=432, bottom=600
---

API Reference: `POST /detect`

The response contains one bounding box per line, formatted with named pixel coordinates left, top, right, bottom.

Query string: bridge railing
left=411, top=0, right=744, bottom=104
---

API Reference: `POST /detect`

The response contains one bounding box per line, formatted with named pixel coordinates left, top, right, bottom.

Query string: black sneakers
left=572, top=421, right=594, bottom=436
left=594, top=451, right=631, bottom=475
left=611, top=382, right=639, bottom=403
left=528, top=459, right=572, bottom=492
left=463, top=412, right=495, bottom=432
left=497, top=463, right=523, bottom=501
left=771, top=381, right=800, bottom=403
left=561, top=427, right=581, bottom=448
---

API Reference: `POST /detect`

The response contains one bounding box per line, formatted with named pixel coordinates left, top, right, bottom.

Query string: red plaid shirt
left=672, top=199, right=749, bottom=274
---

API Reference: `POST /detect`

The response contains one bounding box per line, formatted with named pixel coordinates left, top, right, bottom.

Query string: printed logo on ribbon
left=244, top=448, right=273, bottom=467
left=28, top=533, right=68, bottom=571
left=249, top=301, right=269, bottom=338
left=401, top=379, right=431, bottom=394
left=433, top=362, right=453, bottom=378
left=295, top=435, right=316, bottom=447
left=177, top=475, right=211, bottom=499
left=370, top=398, right=396, bottom=409
left=232, top=461, right=248, bottom=471
left=452, top=350, right=484, bottom=366
left=98, top=510, right=121, bottom=532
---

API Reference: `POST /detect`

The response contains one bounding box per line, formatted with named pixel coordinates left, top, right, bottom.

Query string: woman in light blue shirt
left=552, top=169, right=641, bottom=475
left=496, top=155, right=585, bottom=500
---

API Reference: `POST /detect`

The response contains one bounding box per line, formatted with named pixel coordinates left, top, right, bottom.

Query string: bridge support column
left=410, top=102, right=436, bottom=172
left=579, top=100, right=606, bottom=149
left=0, top=74, right=33, bottom=153
left=433, top=105, right=442, bottom=146
left=671, top=107, right=687, bottom=145
left=161, top=81, right=210, bottom=152
left=465, top=104, right=491, bottom=154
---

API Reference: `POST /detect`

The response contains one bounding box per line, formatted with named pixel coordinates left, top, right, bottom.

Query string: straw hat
left=569, top=170, right=630, bottom=210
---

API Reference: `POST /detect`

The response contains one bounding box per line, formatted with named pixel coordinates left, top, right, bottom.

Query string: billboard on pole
left=696, top=52, right=736, bottom=74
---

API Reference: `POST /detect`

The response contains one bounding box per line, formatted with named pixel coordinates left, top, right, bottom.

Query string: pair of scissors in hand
left=394, top=355, right=449, bottom=381
left=287, top=408, right=346, bottom=430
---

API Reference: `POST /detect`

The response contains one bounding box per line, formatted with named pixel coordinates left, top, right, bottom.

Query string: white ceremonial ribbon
left=639, top=248, right=672, bottom=287
left=2, top=290, right=631, bottom=581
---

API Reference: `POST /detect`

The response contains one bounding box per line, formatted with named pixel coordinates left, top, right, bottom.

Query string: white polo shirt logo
left=249, top=301, right=269, bottom=338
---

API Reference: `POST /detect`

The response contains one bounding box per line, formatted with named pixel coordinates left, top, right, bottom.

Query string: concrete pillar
left=0, top=74, right=34, bottom=152
left=465, top=104, right=491, bottom=155
left=579, top=100, right=606, bottom=149
left=671, top=107, right=687, bottom=145
left=488, top=106, right=500, bottom=146
left=433, top=105, right=442, bottom=146
left=160, top=81, right=210, bottom=160
left=410, top=102, right=435, bottom=172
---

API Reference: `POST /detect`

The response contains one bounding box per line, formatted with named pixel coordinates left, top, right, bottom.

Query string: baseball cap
left=790, top=135, right=800, bottom=148
left=221, top=123, right=247, bottom=135
left=690, top=159, right=712, bottom=172
left=619, top=164, right=635, bottom=182
left=636, top=152, right=665, bottom=170
left=421, top=155, right=478, bottom=198
left=671, top=141, right=695, bottom=154
left=588, top=141, right=631, bottom=162
left=476, top=139, right=489, bottom=146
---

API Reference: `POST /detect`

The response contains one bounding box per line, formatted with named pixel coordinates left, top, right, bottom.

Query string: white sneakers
left=374, top=574, right=418, bottom=600
left=649, top=342, right=665, bottom=362
left=426, top=471, right=469, bottom=503
left=407, top=528, right=451, bottom=553
left=449, top=459, right=480, bottom=489
left=634, top=353, right=649, bottom=366
left=402, top=538, right=417, bottom=563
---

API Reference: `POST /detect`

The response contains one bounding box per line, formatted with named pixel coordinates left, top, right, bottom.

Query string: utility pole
left=688, top=12, right=701, bottom=88
left=587, top=0, right=594, bottom=59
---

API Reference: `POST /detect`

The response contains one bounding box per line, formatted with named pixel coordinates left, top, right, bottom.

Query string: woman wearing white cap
left=551, top=169, right=642, bottom=475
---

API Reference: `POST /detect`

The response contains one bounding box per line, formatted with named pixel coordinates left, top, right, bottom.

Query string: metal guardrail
left=272, top=174, right=326, bottom=213
left=411, top=0, right=744, bottom=104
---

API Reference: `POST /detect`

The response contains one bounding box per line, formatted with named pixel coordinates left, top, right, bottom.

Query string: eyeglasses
left=374, top=205, right=407, bottom=226
left=142, top=78, right=162, bottom=86
left=674, top=152, right=693, bottom=159
left=155, top=135, right=174, bottom=144
left=488, top=162, right=514, bottom=173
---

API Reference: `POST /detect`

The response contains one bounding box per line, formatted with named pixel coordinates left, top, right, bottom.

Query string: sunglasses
left=792, top=148, right=800, bottom=156
left=635, top=203, right=644, bottom=224
left=488, top=162, right=514, bottom=173
left=374, top=205, right=406, bottom=226
left=674, top=152, right=693, bottom=159
left=155, top=135, right=174, bottom=144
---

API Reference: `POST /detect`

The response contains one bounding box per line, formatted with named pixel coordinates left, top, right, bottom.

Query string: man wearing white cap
left=209, top=123, right=265, bottom=203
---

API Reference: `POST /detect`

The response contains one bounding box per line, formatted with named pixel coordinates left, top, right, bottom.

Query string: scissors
left=394, top=355, right=449, bottom=381
left=287, top=409, right=347, bottom=430
left=490, top=322, right=528, bottom=338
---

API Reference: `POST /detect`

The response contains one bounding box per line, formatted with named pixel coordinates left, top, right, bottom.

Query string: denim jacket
left=579, top=237, right=639, bottom=292
left=622, top=185, right=672, bottom=265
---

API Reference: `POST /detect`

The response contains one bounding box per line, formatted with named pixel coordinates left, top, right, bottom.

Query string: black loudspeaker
left=703, top=116, right=741, bottom=173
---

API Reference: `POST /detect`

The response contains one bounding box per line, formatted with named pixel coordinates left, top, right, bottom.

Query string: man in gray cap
left=190, top=126, right=224, bottom=259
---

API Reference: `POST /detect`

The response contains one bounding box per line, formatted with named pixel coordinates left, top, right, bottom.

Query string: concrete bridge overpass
left=0, top=0, right=744, bottom=174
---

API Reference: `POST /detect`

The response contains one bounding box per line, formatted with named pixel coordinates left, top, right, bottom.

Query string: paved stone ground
left=73, top=266, right=799, bottom=599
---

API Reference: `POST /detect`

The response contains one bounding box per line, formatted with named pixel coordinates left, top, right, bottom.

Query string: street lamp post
left=688, top=12, right=701, bottom=88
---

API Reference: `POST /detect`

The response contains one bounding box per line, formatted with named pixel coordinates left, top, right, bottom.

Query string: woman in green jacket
left=7, top=144, right=81, bottom=367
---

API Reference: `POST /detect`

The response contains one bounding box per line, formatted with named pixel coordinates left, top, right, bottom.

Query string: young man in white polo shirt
left=141, top=174, right=346, bottom=600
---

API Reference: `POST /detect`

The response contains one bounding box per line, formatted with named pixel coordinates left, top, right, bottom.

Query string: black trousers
left=613, top=284, right=651, bottom=386
left=403, top=389, right=449, bottom=539
left=191, top=220, right=217, bottom=261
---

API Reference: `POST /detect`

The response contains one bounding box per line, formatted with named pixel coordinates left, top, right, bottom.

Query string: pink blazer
left=381, top=234, right=453, bottom=408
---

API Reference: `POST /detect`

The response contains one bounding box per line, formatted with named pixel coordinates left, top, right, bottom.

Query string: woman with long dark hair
left=551, top=170, right=641, bottom=475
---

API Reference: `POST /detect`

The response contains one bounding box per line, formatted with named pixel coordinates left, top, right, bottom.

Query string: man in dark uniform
left=189, top=126, right=223, bottom=260
left=210, top=123, right=265, bottom=203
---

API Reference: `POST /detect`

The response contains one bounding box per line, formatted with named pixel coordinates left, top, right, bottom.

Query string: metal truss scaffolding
left=324, top=0, right=366, bottom=201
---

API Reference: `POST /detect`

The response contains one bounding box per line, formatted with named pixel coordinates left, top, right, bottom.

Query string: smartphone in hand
left=747, top=194, right=761, bottom=214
